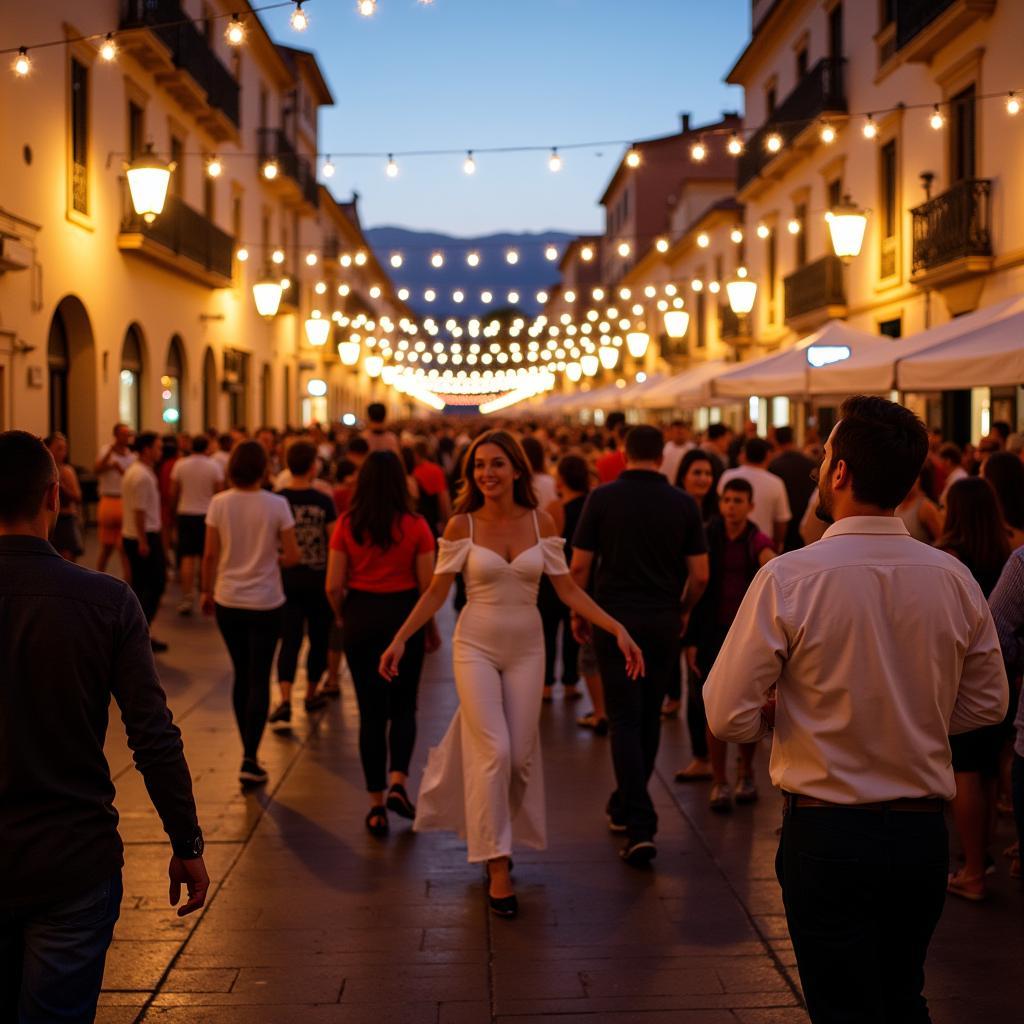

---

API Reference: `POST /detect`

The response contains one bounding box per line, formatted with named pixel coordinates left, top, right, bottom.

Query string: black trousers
left=595, top=606, right=680, bottom=843
left=122, top=532, right=166, bottom=624
left=214, top=604, right=284, bottom=761
left=342, top=589, right=425, bottom=793
left=777, top=800, right=948, bottom=1023
left=277, top=578, right=333, bottom=687
left=538, top=581, right=579, bottom=688
left=685, top=627, right=730, bottom=761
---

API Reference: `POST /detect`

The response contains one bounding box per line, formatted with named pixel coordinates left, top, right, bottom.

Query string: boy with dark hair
left=679, top=477, right=774, bottom=811
left=363, top=403, right=400, bottom=454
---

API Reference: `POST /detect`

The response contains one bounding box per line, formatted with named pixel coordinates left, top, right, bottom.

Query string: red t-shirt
left=596, top=449, right=627, bottom=484
left=332, top=483, right=354, bottom=517
left=413, top=461, right=447, bottom=496
left=330, top=512, right=434, bottom=592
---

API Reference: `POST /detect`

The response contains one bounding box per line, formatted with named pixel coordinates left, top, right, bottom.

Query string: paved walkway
left=93, top=581, right=1022, bottom=1023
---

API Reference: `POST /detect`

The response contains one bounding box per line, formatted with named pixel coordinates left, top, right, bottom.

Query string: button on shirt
left=718, top=465, right=791, bottom=541
left=703, top=516, right=1008, bottom=804
left=121, top=461, right=162, bottom=538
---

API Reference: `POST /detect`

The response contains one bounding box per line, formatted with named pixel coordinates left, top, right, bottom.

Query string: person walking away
left=703, top=396, right=1008, bottom=1024
left=595, top=415, right=628, bottom=483
left=935, top=475, right=1011, bottom=901
left=45, top=432, right=84, bottom=561
left=521, top=436, right=558, bottom=509
left=94, top=422, right=135, bottom=577
left=719, top=437, right=791, bottom=552
left=201, top=441, right=300, bottom=785
left=982, top=451, right=1024, bottom=550
left=212, top=432, right=233, bottom=474
left=363, top=401, right=401, bottom=454
left=270, top=440, right=337, bottom=728
left=677, top=478, right=774, bottom=808
left=768, top=426, right=816, bottom=552
left=0, top=431, right=208, bottom=1022
left=326, top=451, right=439, bottom=836
left=412, top=439, right=451, bottom=536
left=660, top=420, right=694, bottom=487
left=170, top=434, right=224, bottom=615
left=571, top=425, right=709, bottom=866
left=937, top=442, right=967, bottom=507
left=122, top=432, right=169, bottom=652
left=379, top=431, right=644, bottom=916
left=700, top=423, right=732, bottom=480
left=897, top=467, right=943, bottom=544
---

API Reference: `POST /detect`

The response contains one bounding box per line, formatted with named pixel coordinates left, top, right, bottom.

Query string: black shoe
left=365, top=805, right=389, bottom=837
left=606, top=815, right=627, bottom=834
left=150, top=638, right=169, bottom=653
left=303, top=693, right=328, bottom=713
left=488, top=893, right=519, bottom=918
left=386, top=783, right=416, bottom=819
left=239, top=759, right=268, bottom=785
left=268, top=701, right=292, bottom=729
left=620, top=839, right=657, bottom=867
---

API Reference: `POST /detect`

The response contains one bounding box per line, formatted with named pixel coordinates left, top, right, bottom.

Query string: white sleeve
left=950, top=591, right=1010, bottom=734
left=540, top=536, right=570, bottom=576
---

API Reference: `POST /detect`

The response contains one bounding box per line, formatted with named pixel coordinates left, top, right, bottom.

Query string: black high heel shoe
left=365, top=805, right=389, bottom=837
left=485, top=859, right=518, bottom=918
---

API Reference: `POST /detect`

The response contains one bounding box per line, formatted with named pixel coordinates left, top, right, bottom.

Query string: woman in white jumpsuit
left=380, top=430, right=644, bottom=918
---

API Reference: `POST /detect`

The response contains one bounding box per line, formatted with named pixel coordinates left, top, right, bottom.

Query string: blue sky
left=261, top=0, right=749, bottom=236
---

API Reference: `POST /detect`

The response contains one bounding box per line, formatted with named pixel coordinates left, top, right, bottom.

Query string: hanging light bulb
left=424, top=288, right=436, bottom=301
left=262, top=159, right=279, bottom=180
left=305, top=312, right=330, bottom=346
left=727, top=133, right=744, bottom=156
left=827, top=193, right=869, bottom=262
left=929, top=104, right=945, bottom=130
left=726, top=277, right=757, bottom=317
left=656, top=237, right=669, bottom=253
left=548, top=148, right=562, bottom=173
left=466, top=251, right=480, bottom=267
left=126, top=142, right=173, bottom=223
left=626, top=332, right=650, bottom=358
left=236, top=247, right=249, bottom=262
left=580, top=245, right=594, bottom=262
left=617, top=241, right=631, bottom=257
left=290, top=1, right=309, bottom=30
left=206, top=155, right=222, bottom=178
left=787, top=218, right=802, bottom=235
left=545, top=244, right=558, bottom=261
left=756, top=222, right=771, bottom=240
left=765, top=132, right=783, bottom=153
left=508, top=291, right=520, bottom=304
left=321, top=156, right=335, bottom=178
left=252, top=275, right=283, bottom=317
left=663, top=310, right=690, bottom=339
left=389, top=252, right=403, bottom=268
left=819, top=122, right=837, bottom=144
left=463, top=150, right=476, bottom=175
left=690, top=138, right=707, bottom=162
left=506, top=249, right=519, bottom=265
left=385, top=154, right=399, bottom=177
left=697, top=232, right=710, bottom=248
left=271, top=248, right=285, bottom=265
left=354, top=250, right=368, bottom=266
left=305, top=252, right=318, bottom=267
left=99, top=33, right=118, bottom=62
left=225, top=14, right=246, bottom=45
left=1007, top=92, right=1021, bottom=116
left=430, top=251, right=444, bottom=268
left=863, top=115, right=878, bottom=140
left=625, top=146, right=641, bottom=168
left=730, top=228, right=744, bottom=244
left=13, top=48, right=31, bottom=77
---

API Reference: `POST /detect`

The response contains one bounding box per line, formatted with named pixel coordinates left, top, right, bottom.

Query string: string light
left=463, top=151, right=476, bottom=175
left=545, top=245, right=558, bottom=261
left=430, top=251, right=444, bottom=268
left=99, top=33, right=118, bottom=62
left=271, top=248, right=285, bottom=264
left=354, top=250, right=368, bottom=266
left=727, top=133, right=744, bottom=155
left=765, top=133, right=783, bottom=153
left=756, top=222, right=771, bottom=239
left=506, top=249, right=519, bottom=265
left=13, top=48, right=30, bottom=77
left=863, top=115, right=878, bottom=139
left=386, top=154, right=399, bottom=177
left=236, top=248, right=249, bottom=262
left=617, top=241, right=631, bottom=257
left=655, top=237, right=669, bottom=253
left=690, top=138, right=707, bottom=162
left=548, top=148, right=562, bottom=173
left=819, top=122, right=837, bottom=144
left=787, top=218, right=802, bottom=235
left=466, top=251, right=480, bottom=267
left=930, top=104, right=945, bottom=130
left=206, top=155, right=223, bottom=178
left=226, top=14, right=246, bottom=45
left=322, top=156, right=335, bottom=178
left=580, top=245, right=594, bottom=262
left=390, top=253, right=403, bottom=268
left=305, top=251, right=318, bottom=267
left=730, top=228, right=744, bottom=244
left=625, top=146, right=641, bottom=168
left=262, top=159, right=279, bottom=180
left=290, top=1, right=309, bottom=30
left=1008, top=92, right=1021, bottom=116
left=697, top=232, right=710, bottom=248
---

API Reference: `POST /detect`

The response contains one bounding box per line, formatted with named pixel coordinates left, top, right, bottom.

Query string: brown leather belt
left=786, top=794, right=943, bottom=813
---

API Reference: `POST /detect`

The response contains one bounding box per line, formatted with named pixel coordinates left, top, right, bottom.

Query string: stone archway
left=164, top=335, right=186, bottom=430
left=202, top=346, right=218, bottom=430
left=47, top=296, right=97, bottom=463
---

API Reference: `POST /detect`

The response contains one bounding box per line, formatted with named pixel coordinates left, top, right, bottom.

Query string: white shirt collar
left=822, top=515, right=909, bottom=540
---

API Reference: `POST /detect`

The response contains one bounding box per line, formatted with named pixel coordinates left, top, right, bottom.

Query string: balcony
left=119, top=0, right=240, bottom=141
left=911, top=178, right=993, bottom=291
left=737, top=58, right=846, bottom=195
left=119, top=184, right=234, bottom=287
left=783, top=255, right=847, bottom=331
left=257, top=128, right=320, bottom=210
left=719, top=305, right=752, bottom=344
left=894, top=0, right=996, bottom=63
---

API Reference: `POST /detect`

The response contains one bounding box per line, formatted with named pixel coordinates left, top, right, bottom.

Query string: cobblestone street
left=95, top=583, right=1024, bottom=1023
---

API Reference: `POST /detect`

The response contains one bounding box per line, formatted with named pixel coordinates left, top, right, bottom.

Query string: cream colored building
left=0, top=1, right=406, bottom=465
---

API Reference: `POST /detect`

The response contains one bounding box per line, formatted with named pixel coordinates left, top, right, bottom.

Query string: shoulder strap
left=531, top=509, right=541, bottom=542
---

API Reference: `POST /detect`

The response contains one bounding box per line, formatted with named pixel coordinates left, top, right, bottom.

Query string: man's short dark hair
left=367, top=403, right=387, bottom=425
left=191, top=434, right=209, bottom=454
left=774, top=426, right=794, bottom=447
left=625, top=424, right=664, bottom=463
left=606, top=411, right=626, bottom=432
left=557, top=454, right=590, bottom=494
left=722, top=477, right=754, bottom=500
left=133, top=431, right=159, bottom=454
left=707, top=423, right=729, bottom=442
left=347, top=436, right=370, bottom=456
left=832, top=396, right=928, bottom=509
left=520, top=436, right=546, bottom=474
left=992, top=420, right=1011, bottom=442
left=218, top=433, right=233, bottom=452
left=744, top=437, right=770, bottom=465
left=286, top=439, right=317, bottom=477
left=227, top=440, right=268, bottom=487
left=938, top=442, right=962, bottom=465
left=0, top=431, right=57, bottom=524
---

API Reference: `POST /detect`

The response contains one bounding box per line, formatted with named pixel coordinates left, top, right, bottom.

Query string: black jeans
left=215, top=604, right=284, bottom=761
left=342, top=589, right=425, bottom=792
left=123, top=532, right=166, bottom=623
left=539, top=580, right=578, bottom=688
left=595, top=606, right=680, bottom=843
left=277, top=578, right=333, bottom=688
left=777, top=800, right=948, bottom=1023
left=686, top=627, right=729, bottom=761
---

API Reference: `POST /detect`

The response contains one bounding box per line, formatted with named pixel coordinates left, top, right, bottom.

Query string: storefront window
left=120, top=326, right=143, bottom=431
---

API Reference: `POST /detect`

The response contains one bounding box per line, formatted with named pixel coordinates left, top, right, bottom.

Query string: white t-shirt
left=532, top=472, right=559, bottom=509
left=212, top=449, right=231, bottom=472
left=661, top=441, right=695, bottom=485
left=171, top=454, right=224, bottom=515
left=719, top=465, right=792, bottom=540
left=121, top=462, right=161, bottom=538
left=205, top=489, right=295, bottom=610
left=97, top=444, right=136, bottom=497
left=273, top=468, right=334, bottom=497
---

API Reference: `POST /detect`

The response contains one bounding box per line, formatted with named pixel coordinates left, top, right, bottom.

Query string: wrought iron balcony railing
left=257, top=128, right=320, bottom=209
left=718, top=305, right=749, bottom=342
left=119, top=0, right=240, bottom=127
left=783, top=254, right=846, bottom=323
left=911, top=178, right=993, bottom=276
left=737, top=58, right=846, bottom=191
left=896, top=0, right=957, bottom=49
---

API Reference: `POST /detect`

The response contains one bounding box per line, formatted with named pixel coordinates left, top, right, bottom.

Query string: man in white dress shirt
left=703, top=396, right=1007, bottom=1024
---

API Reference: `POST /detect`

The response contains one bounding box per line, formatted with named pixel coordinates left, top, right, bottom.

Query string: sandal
left=576, top=712, right=609, bottom=736
left=386, top=783, right=416, bottom=820
left=946, top=871, right=986, bottom=902
left=365, top=806, right=389, bottom=837
left=674, top=760, right=712, bottom=782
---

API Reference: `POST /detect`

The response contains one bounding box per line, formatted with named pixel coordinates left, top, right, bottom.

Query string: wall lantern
left=338, top=339, right=361, bottom=366
left=126, top=143, right=173, bottom=223
left=565, top=361, right=583, bottom=382
left=306, top=378, right=328, bottom=397
left=364, top=354, right=384, bottom=378
left=827, top=194, right=869, bottom=262
left=663, top=310, right=690, bottom=339
left=252, top=275, right=283, bottom=318
left=304, top=311, right=330, bottom=347
left=626, top=331, right=651, bottom=358
left=726, top=274, right=758, bottom=317
left=598, top=345, right=620, bottom=370
left=580, top=354, right=599, bottom=377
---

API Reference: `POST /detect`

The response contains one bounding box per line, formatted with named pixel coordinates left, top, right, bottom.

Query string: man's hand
left=168, top=855, right=210, bottom=917
left=571, top=612, right=591, bottom=645
left=684, top=646, right=700, bottom=678
left=200, top=592, right=215, bottom=616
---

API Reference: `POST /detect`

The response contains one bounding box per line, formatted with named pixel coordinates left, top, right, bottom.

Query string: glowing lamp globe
left=252, top=276, right=283, bottom=318
left=598, top=345, right=620, bottom=370
left=565, top=361, right=583, bottom=383
left=306, top=378, right=328, bottom=397
left=364, top=355, right=384, bottom=378
left=338, top=339, right=361, bottom=366
left=580, top=354, right=599, bottom=377
left=626, top=332, right=650, bottom=358
left=305, top=314, right=330, bottom=347
left=726, top=279, right=758, bottom=316
left=126, top=143, right=173, bottom=223
left=827, top=194, right=868, bottom=262
left=663, top=310, right=690, bottom=339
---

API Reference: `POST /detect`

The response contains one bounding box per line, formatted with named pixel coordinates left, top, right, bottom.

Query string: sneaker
left=709, top=783, right=733, bottom=813
left=177, top=598, right=193, bottom=616
left=268, top=701, right=292, bottom=730
left=239, top=759, right=268, bottom=785
left=734, top=777, right=759, bottom=805
left=620, top=839, right=657, bottom=867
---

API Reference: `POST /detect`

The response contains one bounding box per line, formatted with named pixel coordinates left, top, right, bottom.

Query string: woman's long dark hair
left=346, top=450, right=412, bottom=550
left=938, top=476, right=1011, bottom=573
left=675, top=448, right=719, bottom=521
left=983, top=451, right=1024, bottom=531
left=454, top=430, right=537, bottom=514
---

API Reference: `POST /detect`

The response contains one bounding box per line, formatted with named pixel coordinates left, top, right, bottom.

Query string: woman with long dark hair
left=674, top=449, right=719, bottom=524
left=983, top=451, right=1024, bottom=550
left=379, top=430, right=643, bottom=918
left=938, top=476, right=1012, bottom=901
left=326, top=451, right=438, bottom=837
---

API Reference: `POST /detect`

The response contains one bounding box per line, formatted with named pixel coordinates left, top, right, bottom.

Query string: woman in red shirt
left=326, top=451, right=439, bottom=836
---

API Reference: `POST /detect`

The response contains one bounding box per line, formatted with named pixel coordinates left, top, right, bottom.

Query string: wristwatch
left=171, top=830, right=205, bottom=860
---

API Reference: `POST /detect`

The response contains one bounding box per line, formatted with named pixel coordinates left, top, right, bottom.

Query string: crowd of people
left=4, top=396, right=1023, bottom=1021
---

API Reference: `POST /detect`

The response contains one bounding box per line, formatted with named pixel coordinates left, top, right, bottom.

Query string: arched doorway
left=283, top=363, right=292, bottom=428
left=163, top=336, right=185, bottom=429
left=46, top=296, right=97, bottom=461
left=202, top=346, right=218, bottom=430
left=119, top=325, right=145, bottom=431
left=260, top=363, right=272, bottom=427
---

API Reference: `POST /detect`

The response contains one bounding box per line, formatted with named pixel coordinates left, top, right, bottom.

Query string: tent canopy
left=636, top=360, right=731, bottom=408
left=712, top=320, right=886, bottom=399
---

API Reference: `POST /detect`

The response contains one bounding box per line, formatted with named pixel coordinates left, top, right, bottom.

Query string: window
left=163, top=337, right=185, bottom=428
left=794, top=202, right=807, bottom=267
left=796, top=47, right=809, bottom=79
left=950, top=84, right=976, bottom=183
left=120, top=327, right=144, bottom=432
left=766, top=85, right=777, bottom=116
left=880, top=140, right=898, bottom=278
left=767, top=231, right=778, bottom=323
left=127, top=101, right=144, bottom=161
left=204, top=175, right=215, bottom=221
left=827, top=178, right=842, bottom=210
left=170, top=135, right=184, bottom=198
left=696, top=291, right=706, bottom=348
left=879, top=318, right=902, bottom=339
left=70, top=58, right=89, bottom=214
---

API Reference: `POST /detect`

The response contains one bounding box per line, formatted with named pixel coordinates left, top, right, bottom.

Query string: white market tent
left=712, top=320, right=887, bottom=399
left=811, top=296, right=1024, bottom=394
left=635, top=360, right=731, bottom=409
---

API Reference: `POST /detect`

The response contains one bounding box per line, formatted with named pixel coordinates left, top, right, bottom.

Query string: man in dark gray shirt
left=0, top=431, right=208, bottom=1022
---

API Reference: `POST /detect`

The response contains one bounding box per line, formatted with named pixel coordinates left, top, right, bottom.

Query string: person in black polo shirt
left=0, top=431, right=208, bottom=1021
left=571, top=425, right=709, bottom=865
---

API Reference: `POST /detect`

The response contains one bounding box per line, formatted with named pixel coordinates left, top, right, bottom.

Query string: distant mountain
left=365, top=226, right=578, bottom=319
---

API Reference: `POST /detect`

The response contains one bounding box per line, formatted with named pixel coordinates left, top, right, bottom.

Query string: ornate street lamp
left=364, top=354, right=384, bottom=378
left=580, top=354, right=599, bottom=377
left=663, top=310, right=690, bottom=339
left=126, top=143, right=173, bottom=223
left=726, top=271, right=758, bottom=317
left=598, top=345, right=620, bottom=370
left=338, top=338, right=361, bottom=366
left=565, top=361, right=583, bottom=383
left=626, top=331, right=651, bottom=358
left=252, top=274, right=283, bottom=318
left=827, top=194, right=869, bottom=262
left=304, top=311, right=330, bottom=346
